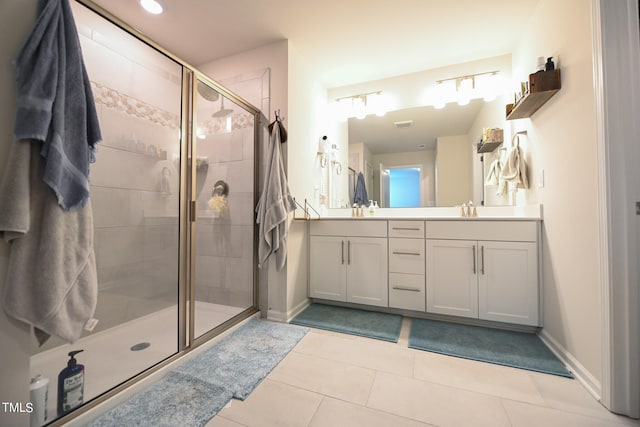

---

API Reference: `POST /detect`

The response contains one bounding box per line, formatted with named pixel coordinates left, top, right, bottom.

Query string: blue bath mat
left=175, top=318, right=308, bottom=400
left=291, top=303, right=403, bottom=343
left=88, top=371, right=233, bottom=427
left=408, top=318, right=573, bottom=378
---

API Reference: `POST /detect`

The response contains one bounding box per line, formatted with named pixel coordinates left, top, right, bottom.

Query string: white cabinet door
left=478, top=241, right=539, bottom=326
left=426, top=239, right=478, bottom=318
left=347, top=237, right=389, bottom=307
left=309, top=236, right=347, bottom=302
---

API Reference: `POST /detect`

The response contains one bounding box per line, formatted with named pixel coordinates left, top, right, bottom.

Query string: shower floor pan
left=30, top=301, right=245, bottom=422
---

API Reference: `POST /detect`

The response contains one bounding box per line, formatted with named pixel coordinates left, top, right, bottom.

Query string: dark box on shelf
left=530, top=69, right=561, bottom=93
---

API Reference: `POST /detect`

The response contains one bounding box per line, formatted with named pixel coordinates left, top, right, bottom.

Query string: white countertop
left=311, top=204, right=543, bottom=221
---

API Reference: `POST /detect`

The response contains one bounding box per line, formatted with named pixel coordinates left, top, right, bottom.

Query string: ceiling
left=87, top=0, right=539, bottom=89
left=348, top=99, right=485, bottom=154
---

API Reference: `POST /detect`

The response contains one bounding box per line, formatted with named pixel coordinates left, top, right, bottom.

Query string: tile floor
left=206, top=318, right=639, bottom=427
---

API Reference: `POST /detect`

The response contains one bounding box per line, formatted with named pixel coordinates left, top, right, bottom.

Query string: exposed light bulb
left=353, top=96, right=366, bottom=119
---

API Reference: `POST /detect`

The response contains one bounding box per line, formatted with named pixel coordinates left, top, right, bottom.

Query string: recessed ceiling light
left=140, top=0, right=164, bottom=14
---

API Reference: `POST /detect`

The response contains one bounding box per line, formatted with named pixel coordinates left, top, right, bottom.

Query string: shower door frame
left=50, top=2, right=264, bottom=425
left=186, top=70, right=263, bottom=348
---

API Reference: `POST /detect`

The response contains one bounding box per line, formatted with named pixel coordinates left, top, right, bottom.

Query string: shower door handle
left=190, top=201, right=197, bottom=222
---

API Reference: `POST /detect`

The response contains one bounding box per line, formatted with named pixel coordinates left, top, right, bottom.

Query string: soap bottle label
left=62, top=372, right=84, bottom=412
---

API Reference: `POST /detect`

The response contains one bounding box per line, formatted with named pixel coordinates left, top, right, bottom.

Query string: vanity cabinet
left=425, top=220, right=540, bottom=326
left=309, top=221, right=388, bottom=307
left=388, top=221, right=426, bottom=311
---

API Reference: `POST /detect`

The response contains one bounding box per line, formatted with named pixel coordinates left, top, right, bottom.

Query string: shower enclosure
left=28, top=2, right=263, bottom=425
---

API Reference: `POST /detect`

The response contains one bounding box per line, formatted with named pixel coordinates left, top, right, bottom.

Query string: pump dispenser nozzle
left=67, top=350, right=84, bottom=367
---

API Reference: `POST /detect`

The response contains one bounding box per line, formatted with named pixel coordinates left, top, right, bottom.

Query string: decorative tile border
left=91, top=81, right=180, bottom=129
left=202, top=113, right=255, bottom=135
left=91, top=81, right=255, bottom=135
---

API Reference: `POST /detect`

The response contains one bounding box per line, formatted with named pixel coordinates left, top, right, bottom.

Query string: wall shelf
left=506, top=69, right=561, bottom=120
left=477, top=128, right=503, bottom=153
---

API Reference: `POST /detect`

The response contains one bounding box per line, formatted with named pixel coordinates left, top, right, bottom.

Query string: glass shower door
left=28, top=3, right=184, bottom=424
left=191, top=78, right=256, bottom=340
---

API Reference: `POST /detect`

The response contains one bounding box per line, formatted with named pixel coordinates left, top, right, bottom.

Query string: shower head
left=212, top=97, right=233, bottom=118
left=197, top=82, right=220, bottom=102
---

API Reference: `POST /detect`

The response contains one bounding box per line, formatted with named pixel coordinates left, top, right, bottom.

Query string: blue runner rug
left=88, top=371, right=233, bottom=427
left=291, top=303, right=403, bottom=342
left=409, top=318, right=573, bottom=378
left=89, top=318, right=308, bottom=426
left=175, top=318, right=308, bottom=400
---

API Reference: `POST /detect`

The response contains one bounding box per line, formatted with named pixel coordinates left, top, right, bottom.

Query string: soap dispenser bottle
left=57, top=350, right=84, bottom=416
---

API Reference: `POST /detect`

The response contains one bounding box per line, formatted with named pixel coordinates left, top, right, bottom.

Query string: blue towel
left=353, top=171, right=369, bottom=206
left=13, top=0, right=101, bottom=210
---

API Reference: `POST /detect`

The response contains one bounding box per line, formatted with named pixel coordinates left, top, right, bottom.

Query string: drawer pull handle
left=392, top=227, right=421, bottom=231
left=392, top=251, right=421, bottom=256
left=392, top=286, right=421, bottom=292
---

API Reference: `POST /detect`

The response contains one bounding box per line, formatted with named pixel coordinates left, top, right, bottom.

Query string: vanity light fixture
left=140, top=0, right=164, bottom=15
left=431, top=71, right=501, bottom=108
left=335, top=91, right=387, bottom=120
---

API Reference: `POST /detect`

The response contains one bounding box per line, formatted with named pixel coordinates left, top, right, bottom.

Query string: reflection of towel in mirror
left=485, top=158, right=502, bottom=186
left=13, top=0, right=101, bottom=211
left=0, top=141, right=97, bottom=345
left=500, top=144, right=528, bottom=191
left=353, top=172, right=368, bottom=206
left=256, top=123, right=296, bottom=271
left=485, top=158, right=508, bottom=196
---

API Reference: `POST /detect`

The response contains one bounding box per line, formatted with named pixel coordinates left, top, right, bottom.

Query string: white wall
left=329, top=54, right=512, bottom=113
left=0, top=2, right=38, bottom=426
left=511, top=0, right=602, bottom=389
left=286, top=41, right=331, bottom=318
left=436, top=135, right=472, bottom=206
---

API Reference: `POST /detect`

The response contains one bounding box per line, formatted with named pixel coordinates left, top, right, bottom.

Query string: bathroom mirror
left=340, top=95, right=506, bottom=208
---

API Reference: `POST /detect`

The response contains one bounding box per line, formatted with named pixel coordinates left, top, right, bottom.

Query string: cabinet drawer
left=389, top=238, right=425, bottom=275
left=389, top=273, right=425, bottom=311
left=425, top=220, right=538, bottom=242
left=388, top=221, right=425, bottom=238
left=310, top=220, right=387, bottom=237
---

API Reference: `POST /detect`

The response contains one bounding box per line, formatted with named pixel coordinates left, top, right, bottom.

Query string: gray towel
left=0, top=140, right=97, bottom=345
left=256, top=122, right=296, bottom=271
left=13, top=0, right=101, bottom=211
